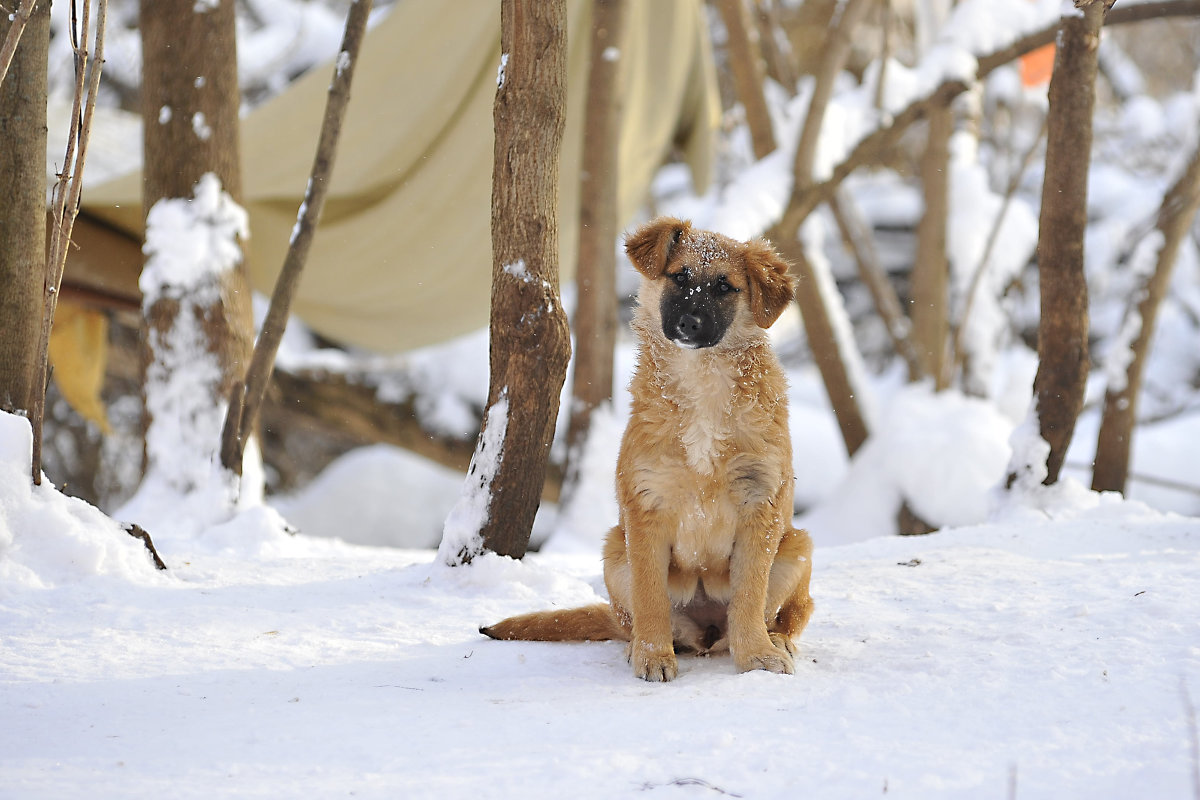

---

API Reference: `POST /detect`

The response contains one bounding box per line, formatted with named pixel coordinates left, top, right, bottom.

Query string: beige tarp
left=82, top=0, right=719, bottom=353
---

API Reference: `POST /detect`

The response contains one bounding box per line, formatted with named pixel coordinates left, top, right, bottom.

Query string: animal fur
left=481, top=217, right=814, bottom=682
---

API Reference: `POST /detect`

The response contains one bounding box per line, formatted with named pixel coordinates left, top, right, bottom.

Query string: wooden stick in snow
left=220, top=0, right=373, bottom=474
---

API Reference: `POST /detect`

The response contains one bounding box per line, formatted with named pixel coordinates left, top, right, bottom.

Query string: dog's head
left=625, top=217, right=796, bottom=349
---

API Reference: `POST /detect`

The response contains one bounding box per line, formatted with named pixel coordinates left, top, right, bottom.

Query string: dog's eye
left=672, top=270, right=689, bottom=286
left=715, top=277, right=737, bottom=294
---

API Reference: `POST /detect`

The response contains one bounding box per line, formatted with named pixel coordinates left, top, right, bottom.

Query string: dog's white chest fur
left=668, top=349, right=739, bottom=474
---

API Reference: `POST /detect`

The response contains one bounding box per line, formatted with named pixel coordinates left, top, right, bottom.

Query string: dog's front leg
left=624, top=516, right=678, bottom=682
left=728, top=506, right=794, bottom=675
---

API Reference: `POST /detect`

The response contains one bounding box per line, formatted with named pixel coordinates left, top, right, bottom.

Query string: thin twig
left=872, top=0, right=892, bottom=113
left=1063, top=461, right=1200, bottom=497
left=220, top=0, right=374, bottom=475
left=829, top=185, right=920, bottom=378
left=0, top=0, right=35, bottom=89
left=944, top=114, right=1048, bottom=390
left=30, top=0, right=107, bottom=484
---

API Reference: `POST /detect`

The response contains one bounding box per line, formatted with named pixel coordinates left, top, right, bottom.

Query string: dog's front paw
left=735, top=645, right=795, bottom=675
left=630, top=640, right=679, bottom=682
left=769, top=632, right=797, bottom=656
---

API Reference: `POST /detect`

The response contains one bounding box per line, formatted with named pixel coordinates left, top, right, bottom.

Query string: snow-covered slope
left=2, top=455, right=1197, bottom=799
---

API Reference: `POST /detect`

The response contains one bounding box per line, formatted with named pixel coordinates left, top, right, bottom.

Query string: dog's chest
left=667, top=353, right=741, bottom=473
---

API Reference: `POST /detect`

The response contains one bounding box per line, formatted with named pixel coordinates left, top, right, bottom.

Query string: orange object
left=1020, top=43, right=1056, bottom=87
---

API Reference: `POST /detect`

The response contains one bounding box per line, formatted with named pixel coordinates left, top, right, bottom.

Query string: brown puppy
left=481, top=217, right=814, bottom=682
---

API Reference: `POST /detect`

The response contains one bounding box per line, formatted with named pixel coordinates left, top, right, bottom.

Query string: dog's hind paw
left=736, top=646, right=795, bottom=675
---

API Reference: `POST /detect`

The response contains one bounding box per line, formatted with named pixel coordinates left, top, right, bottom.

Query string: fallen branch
left=221, top=0, right=373, bottom=475
left=123, top=523, right=167, bottom=570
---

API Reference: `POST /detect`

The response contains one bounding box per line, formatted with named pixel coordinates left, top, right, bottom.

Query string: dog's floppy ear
left=625, top=217, right=690, bottom=278
left=743, top=239, right=797, bottom=329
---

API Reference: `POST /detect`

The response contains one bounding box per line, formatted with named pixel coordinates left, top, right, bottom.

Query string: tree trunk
left=0, top=0, right=48, bottom=415
left=910, top=103, right=952, bottom=385
left=1092, top=116, right=1200, bottom=494
left=564, top=0, right=625, bottom=490
left=1031, top=1, right=1107, bottom=486
left=138, top=0, right=254, bottom=494
left=441, top=0, right=571, bottom=564
left=716, top=0, right=776, bottom=159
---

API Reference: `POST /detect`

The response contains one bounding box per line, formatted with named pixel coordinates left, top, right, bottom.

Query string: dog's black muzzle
left=661, top=288, right=729, bottom=349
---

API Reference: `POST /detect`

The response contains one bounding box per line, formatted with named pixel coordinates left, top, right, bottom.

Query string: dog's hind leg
left=766, top=528, right=814, bottom=654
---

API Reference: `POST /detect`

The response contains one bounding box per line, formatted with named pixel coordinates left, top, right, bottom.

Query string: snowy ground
left=2, top=407, right=1200, bottom=799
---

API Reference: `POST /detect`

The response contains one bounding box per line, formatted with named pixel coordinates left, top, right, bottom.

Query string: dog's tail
left=480, top=603, right=626, bottom=642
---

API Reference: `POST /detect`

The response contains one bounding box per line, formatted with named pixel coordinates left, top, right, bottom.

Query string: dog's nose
left=676, top=313, right=704, bottom=339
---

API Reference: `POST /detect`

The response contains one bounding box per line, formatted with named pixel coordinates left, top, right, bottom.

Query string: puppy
left=481, top=217, right=814, bottom=682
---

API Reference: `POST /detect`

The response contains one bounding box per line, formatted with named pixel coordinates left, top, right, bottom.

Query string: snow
left=502, top=258, right=529, bottom=282
left=437, top=388, right=510, bottom=566
left=140, top=173, right=248, bottom=297
left=496, top=52, right=509, bottom=89
left=191, top=111, right=212, bottom=141
left=271, top=444, right=464, bottom=550
left=132, top=173, right=257, bottom=538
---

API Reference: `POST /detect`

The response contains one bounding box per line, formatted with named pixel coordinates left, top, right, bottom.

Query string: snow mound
left=0, top=413, right=162, bottom=592
left=802, top=384, right=1013, bottom=544
left=271, top=444, right=465, bottom=549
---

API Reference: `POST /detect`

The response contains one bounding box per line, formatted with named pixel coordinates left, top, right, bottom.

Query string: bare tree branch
left=828, top=186, right=920, bottom=378
left=220, top=0, right=374, bottom=475
left=0, top=0, right=35, bottom=91
left=752, top=0, right=799, bottom=96
left=31, top=0, right=107, bottom=484
left=789, top=0, right=875, bottom=198
left=773, top=0, right=1200, bottom=240
left=772, top=0, right=875, bottom=458
left=945, top=115, right=1047, bottom=391
left=717, top=0, right=776, bottom=158
left=1092, top=108, right=1200, bottom=493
